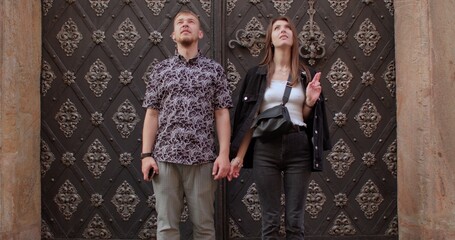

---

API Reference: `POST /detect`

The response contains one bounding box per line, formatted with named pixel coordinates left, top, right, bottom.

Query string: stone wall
left=396, top=0, right=455, bottom=239
left=0, top=1, right=42, bottom=239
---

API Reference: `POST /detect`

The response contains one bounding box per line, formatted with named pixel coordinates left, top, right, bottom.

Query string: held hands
left=305, top=72, right=322, bottom=107
left=212, top=155, right=231, bottom=180
left=227, top=157, right=243, bottom=181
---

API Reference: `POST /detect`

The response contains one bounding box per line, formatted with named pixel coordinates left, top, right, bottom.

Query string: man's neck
left=177, top=44, right=199, bottom=61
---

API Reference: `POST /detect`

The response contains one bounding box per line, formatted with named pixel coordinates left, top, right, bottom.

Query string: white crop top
left=260, top=79, right=306, bottom=127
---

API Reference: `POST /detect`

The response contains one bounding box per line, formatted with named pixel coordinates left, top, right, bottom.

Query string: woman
left=229, top=16, right=331, bottom=239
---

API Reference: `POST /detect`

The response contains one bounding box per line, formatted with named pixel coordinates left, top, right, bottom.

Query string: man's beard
left=178, top=36, right=196, bottom=47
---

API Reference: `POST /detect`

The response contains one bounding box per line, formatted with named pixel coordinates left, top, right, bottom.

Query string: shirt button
left=315, top=130, right=318, bottom=134
left=315, top=146, right=318, bottom=150
left=244, top=97, right=248, bottom=101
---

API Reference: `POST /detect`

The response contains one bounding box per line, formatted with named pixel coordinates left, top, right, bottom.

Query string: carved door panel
left=41, top=1, right=214, bottom=239
left=40, top=0, right=397, bottom=239
left=224, top=1, right=397, bottom=239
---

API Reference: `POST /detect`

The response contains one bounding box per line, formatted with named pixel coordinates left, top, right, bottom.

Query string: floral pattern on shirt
left=143, top=53, right=232, bottom=165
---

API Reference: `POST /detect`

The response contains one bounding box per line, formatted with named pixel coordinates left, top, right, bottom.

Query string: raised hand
left=305, top=72, right=322, bottom=106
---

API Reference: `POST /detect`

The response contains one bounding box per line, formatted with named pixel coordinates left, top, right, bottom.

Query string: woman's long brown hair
left=259, top=16, right=302, bottom=86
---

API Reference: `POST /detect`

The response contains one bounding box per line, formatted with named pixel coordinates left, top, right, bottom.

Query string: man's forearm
left=142, top=108, right=159, bottom=153
left=215, top=108, right=231, bottom=157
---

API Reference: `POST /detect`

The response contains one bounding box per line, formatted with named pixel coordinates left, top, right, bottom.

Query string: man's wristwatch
left=141, top=152, right=152, bottom=159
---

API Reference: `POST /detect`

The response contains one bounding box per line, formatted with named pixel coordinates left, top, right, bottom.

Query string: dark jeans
left=253, top=129, right=312, bottom=240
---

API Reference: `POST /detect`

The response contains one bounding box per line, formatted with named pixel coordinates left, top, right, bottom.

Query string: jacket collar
left=256, top=65, right=268, bottom=75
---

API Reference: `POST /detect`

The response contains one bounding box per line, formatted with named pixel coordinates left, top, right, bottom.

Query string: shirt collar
left=175, top=50, right=202, bottom=63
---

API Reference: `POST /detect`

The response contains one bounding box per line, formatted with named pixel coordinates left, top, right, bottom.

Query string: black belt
left=289, top=125, right=306, bottom=133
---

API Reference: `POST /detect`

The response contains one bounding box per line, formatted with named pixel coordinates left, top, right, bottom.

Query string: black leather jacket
left=230, top=65, right=331, bottom=171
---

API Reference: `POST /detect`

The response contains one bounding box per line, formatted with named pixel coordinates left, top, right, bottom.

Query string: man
left=141, top=9, right=232, bottom=240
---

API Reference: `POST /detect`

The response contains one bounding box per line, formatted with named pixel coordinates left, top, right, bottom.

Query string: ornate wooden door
left=40, top=0, right=397, bottom=239
left=225, top=1, right=397, bottom=239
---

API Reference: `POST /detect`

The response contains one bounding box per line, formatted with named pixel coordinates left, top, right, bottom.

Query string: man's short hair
left=173, top=9, right=200, bottom=25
